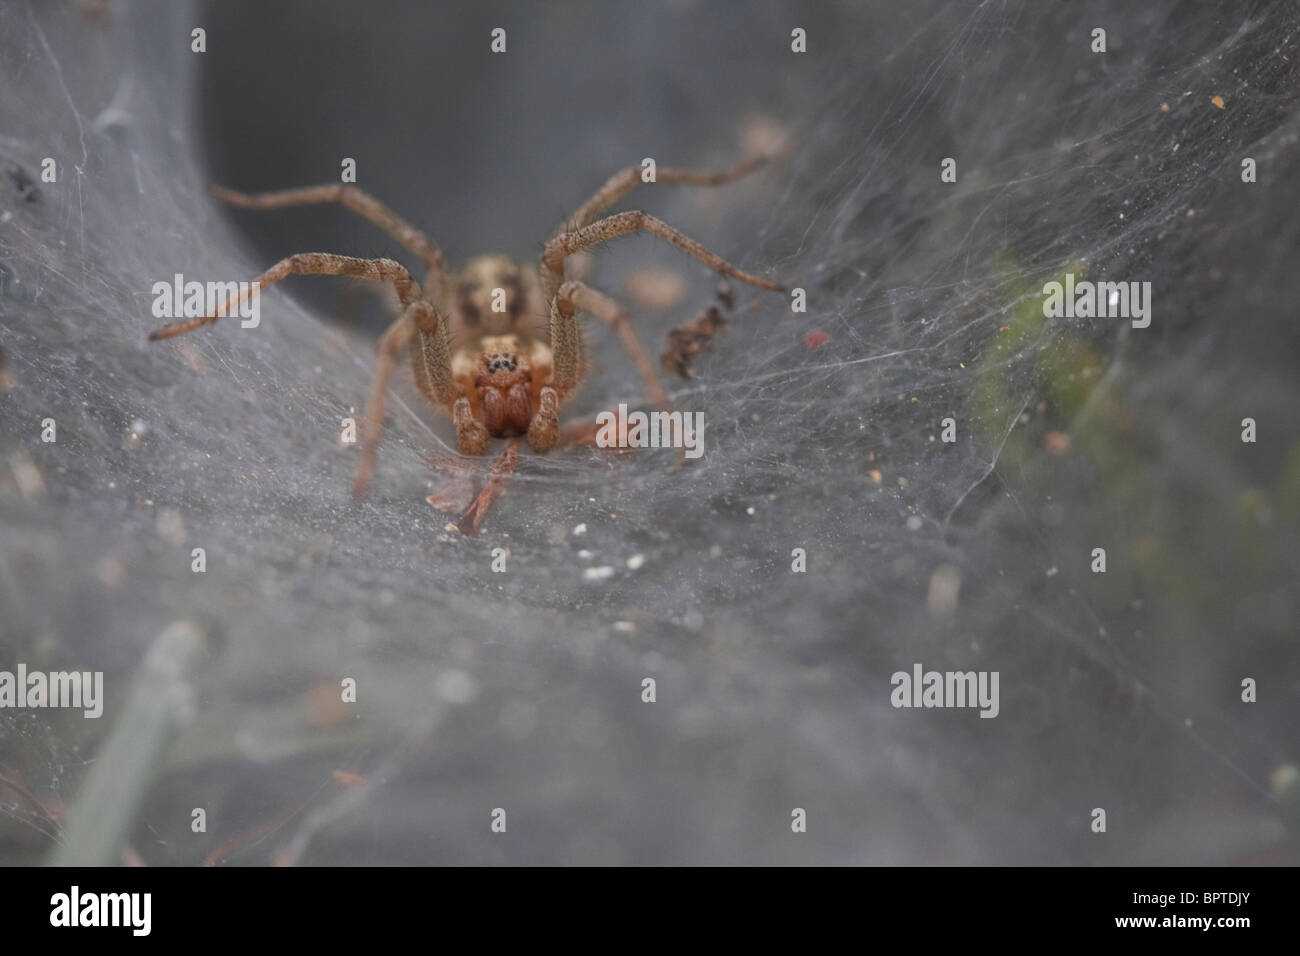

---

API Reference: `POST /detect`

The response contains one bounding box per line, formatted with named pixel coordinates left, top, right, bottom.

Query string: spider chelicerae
left=150, top=155, right=784, bottom=506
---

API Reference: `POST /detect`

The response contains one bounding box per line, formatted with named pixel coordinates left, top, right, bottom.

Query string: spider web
left=0, top=0, right=1296, bottom=865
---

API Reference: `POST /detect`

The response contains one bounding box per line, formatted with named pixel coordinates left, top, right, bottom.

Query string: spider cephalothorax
left=473, top=347, right=533, bottom=437
left=151, top=155, right=784, bottom=499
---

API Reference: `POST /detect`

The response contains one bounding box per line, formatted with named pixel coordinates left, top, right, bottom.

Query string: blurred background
left=0, top=0, right=1296, bottom=864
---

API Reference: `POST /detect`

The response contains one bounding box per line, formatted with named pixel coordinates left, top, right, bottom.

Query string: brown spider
left=150, top=156, right=784, bottom=499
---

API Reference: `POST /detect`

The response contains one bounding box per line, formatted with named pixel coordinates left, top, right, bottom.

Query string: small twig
left=0, top=770, right=57, bottom=824
left=48, top=620, right=205, bottom=867
left=202, top=798, right=309, bottom=867
left=458, top=438, right=519, bottom=536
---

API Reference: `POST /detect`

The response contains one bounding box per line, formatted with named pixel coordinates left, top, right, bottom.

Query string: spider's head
left=457, top=255, right=525, bottom=334
left=473, top=341, right=533, bottom=437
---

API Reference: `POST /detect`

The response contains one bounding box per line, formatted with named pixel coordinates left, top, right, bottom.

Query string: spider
left=149, top=155, right=784, bottom=501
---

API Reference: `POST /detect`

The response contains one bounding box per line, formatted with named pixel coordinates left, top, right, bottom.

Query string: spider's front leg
left=210, top=183, right=448, bottom=301
left=551, top=279, right=670, bottom=409
left=557, top=155, right=768, bottom=237
left=541, top=210, right=783, bottom=304
left=147, top=251, right=448, bottom=501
